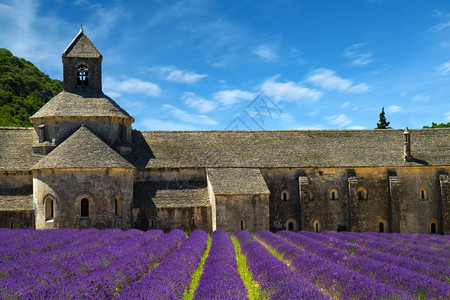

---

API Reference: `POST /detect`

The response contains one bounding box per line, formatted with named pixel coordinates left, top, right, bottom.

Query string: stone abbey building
left=0, top=30, right=449, bottom=234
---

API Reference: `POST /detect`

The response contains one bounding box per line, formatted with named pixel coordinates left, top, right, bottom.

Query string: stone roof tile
left=31, top=126, right=135, bottom=170
left=0, top=128, right=41, bottom=171
left=0, top=187, right=33, bottom=211
left=207, top=168, right=270, bottom=195
left=62, top=29, right=102, bottom=58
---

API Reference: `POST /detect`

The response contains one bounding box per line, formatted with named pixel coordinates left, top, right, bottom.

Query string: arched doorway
left=337, top=226, right=347, bottom=232
left=285, top=218, right=297, bottom=232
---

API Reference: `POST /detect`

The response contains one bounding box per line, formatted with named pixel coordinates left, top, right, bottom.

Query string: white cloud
left=213, top=89, right=255, bottom=107
left=344, top=43, right=373, bottom=66
left=261, top=75, right=322, bottom=102
left=153, top=65, right=207, bottom=84
left=252, top=44, right=278, bottom=61
left=325, top=114, right=352, bottom=127
left=431, top=21, right=450, bottom=32
left=140, top=118, right=196, bottom=130
left=412, top=94, right=430, bottom=102
left=341, top=102, right=350, bottom=108
left=182, top=92, right=217, bottom=113
left=104, top=77, right=161, bottom=96
left=306, top=68, right=370, bottom=93
left=387, top=105, right=402, bottom=113
left=437, top=61, right=450, bottom=75
left=162, top=104, right=218, bottom=125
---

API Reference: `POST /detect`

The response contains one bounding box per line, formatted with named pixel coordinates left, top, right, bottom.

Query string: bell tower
left=62, top=27, right=102, bottom=93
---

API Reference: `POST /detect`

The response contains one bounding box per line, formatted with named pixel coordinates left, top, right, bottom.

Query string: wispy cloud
left=152, top=66, right=207, bottom=84
left=445, top=112, right=450, bottom=121
left=344, top=43, right=373, bottom=66
left=252, top=44, right=279, bottom=61
left=387, top=105, right=402, bottom=113
left=140, top=118, right=196, bottom=130
left=182, top=92, right=217, bottom=113
left=261, top=75, right=322, bottom=102
left=104, top=77, right=161, bottom=96
left=325, top=114, right=352, bottom=127
left=162, top=104, right=218, bottom=125
left=430, top=21, right=450, bottom=32
left=213, top=89, right=255, bottom=107
left=306, top=68, right=370, bottom=93
left=412, top=94, right=430, bottom=102
left=436, top=61, right=450, bottom=75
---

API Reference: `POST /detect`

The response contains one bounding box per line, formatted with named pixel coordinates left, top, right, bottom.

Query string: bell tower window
left=77, top=65, right=89, bottom=86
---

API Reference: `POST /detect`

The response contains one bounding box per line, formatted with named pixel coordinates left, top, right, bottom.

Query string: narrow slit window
left=379, top=222, right=384, bottom=233
left=240, top=219, right=245, bottom=230
left=81, top=198, right=89, bottom=217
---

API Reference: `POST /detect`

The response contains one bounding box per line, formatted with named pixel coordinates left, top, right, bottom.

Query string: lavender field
left=0, top=228, right=449, bottom=299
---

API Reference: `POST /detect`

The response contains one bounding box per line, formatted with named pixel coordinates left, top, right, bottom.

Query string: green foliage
left=184, top=237, right=211, bottom=300
left=376, top=107, right=391, bottom=129
left=423, top=122, right=450, bottom=128
left=0, top=48, right=63, bottom=127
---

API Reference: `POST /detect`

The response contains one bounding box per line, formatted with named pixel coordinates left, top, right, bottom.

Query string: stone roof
left=30, top=91, right=133, bottom=119
left=62, top=29, right=102, bottom=58
left=133, top=129, right=450, bottom=169
left=0, top=128, right=41, bottom=171
left=133, top=181, right=209, bottom=208
left=0, top=187, right=33, bottom=211
left=32, top=126, right=135, bottom=170
left=207, top=168, right=270, bottom=195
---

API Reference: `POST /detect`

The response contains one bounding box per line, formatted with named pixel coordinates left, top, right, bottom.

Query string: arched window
left=313, top=220, right=320, bottom=233
left=309, top=190, right=314, bottom=201
left=281, top=189, right=289, bottom=201
left=114, top=196, right=123, bottom=218
left=420, top=187, right=428, bottom=201
left=45, top=197, right=54, bottom=221
left=285, top=218, right=297, bottom=232
left=379, top=222, right=384, bottom=233
left=329, top=188, right=339, bottom=200
left=288, top=222, right=294, bottom=231
left=240, top=219, right=245, bottom=230
left=150, top=218, right=156, bottom=229
left=81, top=198, right=89, bottom=217
left=77, top=65, right=89, bottom=86
left=9, top=221, right=14, bottom=229
left=191, top=217, right=195, bottom=227
left=358, top=187, right=368, bottom=200
left=430, top=220, right=438, bottom=234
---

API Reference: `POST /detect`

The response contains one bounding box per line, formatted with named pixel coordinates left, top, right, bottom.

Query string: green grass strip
left=231, top=235, right=264, bottom=300
left=183, top=236, right=211, bottom=300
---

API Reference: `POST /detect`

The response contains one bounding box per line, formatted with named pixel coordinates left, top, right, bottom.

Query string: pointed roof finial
left=80, top=24, right=84, bottom=32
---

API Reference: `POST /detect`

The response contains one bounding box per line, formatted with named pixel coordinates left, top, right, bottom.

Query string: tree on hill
left=0, top=48, right=63, bottom=127
left=423, top=122, right=450, bottom=128
left=376, top=107, right=391, bottom=129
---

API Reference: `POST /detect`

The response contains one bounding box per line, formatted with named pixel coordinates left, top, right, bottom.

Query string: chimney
left=403, top=127, right=412, bottom=161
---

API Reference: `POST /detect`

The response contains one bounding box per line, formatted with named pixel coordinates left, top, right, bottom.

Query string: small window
left=191, top=217, right=195, bottom=227
left=330, top=188, right=339, bottom=200
left=288, top=222, right=294, bottom=231
left=420, top=187, right=428, bottom=201
left=77, top=65, right=89, bottom=86
left=313, top=220, right=320, bottom=233
left=81, top=198, right=89, bottom=217
left=281, top=189, right=289, bottom=201
left=9, top=221, right=14, bottom=229
left=240, top=219, right=245, bottom=230
left=430, top=221, right=438, bottom=234
left=114, top=196, right=123, bottom=218
left=150, top=218, right=156, bottom=229
left=379, top=222, right=384, bottom=233
left=45, top=197, right=54, bottom=221
left=358, top=187, right=368, bottom=200
left=309, top=190, right=314, bottom=201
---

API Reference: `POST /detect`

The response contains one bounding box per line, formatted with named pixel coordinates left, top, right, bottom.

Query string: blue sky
left=1, top=0, right=450, bottom=130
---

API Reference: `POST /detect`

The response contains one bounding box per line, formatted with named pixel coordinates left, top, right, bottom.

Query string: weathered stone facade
left=0, top=29, right=449, bottom=234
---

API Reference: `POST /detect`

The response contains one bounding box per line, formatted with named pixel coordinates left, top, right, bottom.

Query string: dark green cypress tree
left=376, top=107, right=391, bottom=129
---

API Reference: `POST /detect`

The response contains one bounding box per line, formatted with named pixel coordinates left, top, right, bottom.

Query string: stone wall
left=214, top=194, right=269, bottom=233
left=33, top=168, right=134, bottom=230
left=0, top=211, right=34, bottom=229
left=132, top=206, right=211, bottom=233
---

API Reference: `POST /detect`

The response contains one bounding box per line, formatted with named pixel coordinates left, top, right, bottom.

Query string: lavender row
left=18, top=229, right=185, bottom=300
left=193, top=229, right=247, bottom=300
left=279, top=231, right=450, bottom=299
left=256, top=230, right=407, bottom=299
left=1, top=229, right=169, bottom=299
left=234, top=230, right=329, bottom=299
left=311, top=231, right=449, bottom=282
left=326, top=230, right=450, bottom=261
left=117, top=229, right=207, bottom=299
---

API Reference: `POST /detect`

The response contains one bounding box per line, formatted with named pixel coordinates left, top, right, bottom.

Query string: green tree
left=376, top=107, right=391, bottom=129
left=423, top=122, right=450, bottom=128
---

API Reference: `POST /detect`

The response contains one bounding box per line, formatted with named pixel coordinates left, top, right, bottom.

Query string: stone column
left=298, top=175, right=310, bottom=231
left=389, top=171, right=403, bottom=233
left=439, top=172, right=449, bottom=235
left=347, top=172, right=359, bottom=232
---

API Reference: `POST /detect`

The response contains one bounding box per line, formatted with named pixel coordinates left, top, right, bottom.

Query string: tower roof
left=30, top=91, right=133, bottom=120
left=31, top=126, right=135, bottom=170
left=62, top=29, right=102, bottom=58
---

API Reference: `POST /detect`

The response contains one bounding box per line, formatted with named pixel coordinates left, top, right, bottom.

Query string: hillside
left=0, top=49, right=63, bottom=127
